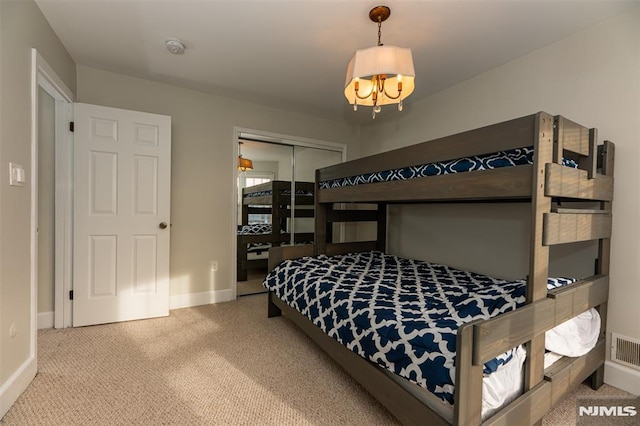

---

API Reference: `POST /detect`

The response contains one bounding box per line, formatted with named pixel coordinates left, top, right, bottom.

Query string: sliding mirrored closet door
left=236, top=137, right=345, bottom=297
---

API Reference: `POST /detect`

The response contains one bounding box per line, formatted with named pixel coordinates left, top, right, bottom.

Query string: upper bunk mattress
left=263, top=251, right=576, bottom=405
left=319, top=146, right=578, bottom=189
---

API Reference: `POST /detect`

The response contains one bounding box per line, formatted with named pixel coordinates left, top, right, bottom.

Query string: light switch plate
left=9, top=162, right=25, bottom=187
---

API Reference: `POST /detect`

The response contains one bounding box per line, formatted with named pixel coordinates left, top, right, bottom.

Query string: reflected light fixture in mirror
left=238, top=142, right=253, bottom=172
left=344, top=5, right=415, bottom=119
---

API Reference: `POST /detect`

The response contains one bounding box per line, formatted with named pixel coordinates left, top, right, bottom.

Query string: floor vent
left=611, top=333, right=640, bottom=370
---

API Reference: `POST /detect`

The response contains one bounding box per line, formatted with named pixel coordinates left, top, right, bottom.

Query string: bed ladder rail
left=543, top=209, right=612, bottom=245
left=553, top=115, right=597, bottom=178
left=545, top=140, right=614, bottom=201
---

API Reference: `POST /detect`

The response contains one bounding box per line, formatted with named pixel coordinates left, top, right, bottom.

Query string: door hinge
left=69, top=121, right=75, bottom=132
left=69, top=290, right=74, bottom=300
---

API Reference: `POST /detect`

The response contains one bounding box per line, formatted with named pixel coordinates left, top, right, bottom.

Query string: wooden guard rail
left=472, top=275, right=608, bottom=365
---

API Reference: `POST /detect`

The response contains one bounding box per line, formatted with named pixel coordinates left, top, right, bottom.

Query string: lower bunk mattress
left=263, top=251, right=600, bottom=419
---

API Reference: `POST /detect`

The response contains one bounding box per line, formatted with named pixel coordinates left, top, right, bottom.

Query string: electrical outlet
left=210, top=260, right=218, bottom=272
left=9, top=323, right=17, bottom=338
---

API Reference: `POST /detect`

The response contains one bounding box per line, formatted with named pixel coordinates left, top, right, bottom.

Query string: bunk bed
left=237, top=180, right=315, bottom=281
left=265, top=112, right=615, bottom=425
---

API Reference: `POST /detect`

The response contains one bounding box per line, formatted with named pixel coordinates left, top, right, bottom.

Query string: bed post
left=590, top=140, right=615, bottom=389
left=525, top=112, right=554, bottom=425
left=454, top=321, right=483, bottom=425
left=237, top=240, right=248, bottom=281
left=315, top=169, right=328, bottom=255
left=271, top=181, right=284, bottom=246
left=377, top=203, right=387, bottom=252
left=241, top=202, right=249, bottom=226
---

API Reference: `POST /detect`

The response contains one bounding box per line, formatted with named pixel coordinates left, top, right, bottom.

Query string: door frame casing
left=231, top=127, right=347, bottom=298
left=31, top=48, right=75, bottom=332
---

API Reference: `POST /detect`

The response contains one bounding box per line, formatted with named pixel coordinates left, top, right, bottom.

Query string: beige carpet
left=1, top=294, right=634, bottom=425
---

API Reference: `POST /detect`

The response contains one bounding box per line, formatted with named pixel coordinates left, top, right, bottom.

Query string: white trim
left=31, top=49, right=75, bottom=330
left=605, top=360, right=640, bottom=395
left=54, top=100, right=73, bottom=329
left=18, top=49, right=74, bottom=417
left=0, top=356, right=36, bottom=418
left=169, top=289, right=235, bottom=310
left=37, top=311, right=54, bottom=329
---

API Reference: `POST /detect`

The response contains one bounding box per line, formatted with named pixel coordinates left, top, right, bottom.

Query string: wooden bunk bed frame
left=237, top=180, right=315, bottom=281
left=266, top=112, right=615, bottom=425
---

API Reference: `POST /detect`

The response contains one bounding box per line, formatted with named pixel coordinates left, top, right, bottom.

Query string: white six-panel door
left=73, top=103, right=171, bottom=326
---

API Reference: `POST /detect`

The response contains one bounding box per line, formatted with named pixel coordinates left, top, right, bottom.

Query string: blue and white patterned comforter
left=319, top=146, right=578, bottom=189
left=263, top=251, right=574, bottom=405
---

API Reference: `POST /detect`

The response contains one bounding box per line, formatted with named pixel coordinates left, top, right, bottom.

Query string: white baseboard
left=0, top=355, right=36, bottom=419
left=169, top=288, right=235, bottom=310
left=37, top=311, right=54, bottom=329
left=605, top=361, right=640, bottom=395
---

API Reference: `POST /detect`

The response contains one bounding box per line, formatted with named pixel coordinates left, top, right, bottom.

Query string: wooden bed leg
left=589, top=365, right=605, bottom=390
left=237, top=265, right=247, bottom=282
left=267, top=291, right=282, bottom=318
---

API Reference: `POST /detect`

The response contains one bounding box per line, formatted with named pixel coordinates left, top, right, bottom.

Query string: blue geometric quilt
left=319, top=146, right=578, bottom=189
left=263, top=251, right=575, bottom=405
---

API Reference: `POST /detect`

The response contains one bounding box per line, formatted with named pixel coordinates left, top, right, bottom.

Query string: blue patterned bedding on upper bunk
left=319, top=146, right=578, bottom=189
left=244, top=189, right=314, bottom=198
left=263, top=251, right=578, bottom=406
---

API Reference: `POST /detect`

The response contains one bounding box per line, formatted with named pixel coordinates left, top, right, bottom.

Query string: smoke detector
left=165, top=39, right=185, bottom=55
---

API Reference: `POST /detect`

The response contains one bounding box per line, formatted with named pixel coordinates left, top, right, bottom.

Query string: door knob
left=159, top=222, right=168, bottom=229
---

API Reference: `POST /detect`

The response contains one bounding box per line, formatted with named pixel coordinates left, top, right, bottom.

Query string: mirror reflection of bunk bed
left=265, top=112, right=614, bottom=425
left=237, top=180, right=314, bottom=282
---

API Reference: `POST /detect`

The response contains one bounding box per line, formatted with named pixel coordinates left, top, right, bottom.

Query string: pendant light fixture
left=237, top=142, right=253, bottom=172
left=344, top=5, right=415, bottom=119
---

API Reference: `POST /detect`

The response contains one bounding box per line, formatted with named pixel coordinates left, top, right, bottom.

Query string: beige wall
left=76, top=66, right=359, bottom=297
left=360, top=8, right=640, bottom=352
left=0, top=0, right=76, bottom=407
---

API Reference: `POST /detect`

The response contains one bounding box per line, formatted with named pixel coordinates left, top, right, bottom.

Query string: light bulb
left=374, top=105, right=382, bottom=113
left=398, top=100, right=403, bottom=112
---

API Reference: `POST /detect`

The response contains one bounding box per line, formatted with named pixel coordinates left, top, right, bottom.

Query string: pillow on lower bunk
left=545, top=308, right=601, bottom=357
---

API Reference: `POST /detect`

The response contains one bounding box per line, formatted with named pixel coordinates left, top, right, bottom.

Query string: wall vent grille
left=612, top=333, right=640, bottom=371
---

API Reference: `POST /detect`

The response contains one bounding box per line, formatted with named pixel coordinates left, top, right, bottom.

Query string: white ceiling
left=36, top=0, right=636, bottom=123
